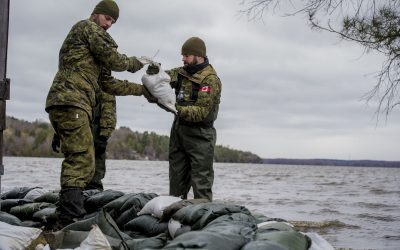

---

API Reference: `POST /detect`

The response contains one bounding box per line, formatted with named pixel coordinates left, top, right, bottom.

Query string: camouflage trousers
left=49, top=106, right=95, bottom=188
left=169, top=120, right=216, bottom=201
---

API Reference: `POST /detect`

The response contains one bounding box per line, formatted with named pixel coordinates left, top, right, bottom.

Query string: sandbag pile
left=0, top=186, right=325, bottom=249
left=0, top=187, right=58, bottom=227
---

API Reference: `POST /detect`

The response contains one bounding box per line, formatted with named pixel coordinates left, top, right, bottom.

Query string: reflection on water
left=2, top=157, right=400, bottom=249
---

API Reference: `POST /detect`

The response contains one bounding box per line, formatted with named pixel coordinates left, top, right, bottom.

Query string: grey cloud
left=5, top=0, right=400, bottom=160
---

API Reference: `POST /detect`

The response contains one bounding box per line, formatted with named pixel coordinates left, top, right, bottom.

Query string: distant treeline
left=4, top=116, right=262, bottom=163
left=263, top=158, right=400, bottom=168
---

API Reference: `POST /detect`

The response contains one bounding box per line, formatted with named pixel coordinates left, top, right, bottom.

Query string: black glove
left=146, top=63, right=160, bottom=75
left=143, top=86, right=158, bottom=103
left=51, top=133, right=60, bottom=153
left=95, top=136, right=108, bottom=154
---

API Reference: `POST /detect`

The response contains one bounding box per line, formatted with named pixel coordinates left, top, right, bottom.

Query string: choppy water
left=1, top=157, right=399, bottom=249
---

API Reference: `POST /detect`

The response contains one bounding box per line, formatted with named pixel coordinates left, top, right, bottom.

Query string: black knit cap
left=181, top=37, right=206, bottom=57
left=92, top=0, right=119, bottom=21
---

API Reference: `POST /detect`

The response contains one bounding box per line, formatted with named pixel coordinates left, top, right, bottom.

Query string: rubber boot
left=56, top=187, right=87, bottom=228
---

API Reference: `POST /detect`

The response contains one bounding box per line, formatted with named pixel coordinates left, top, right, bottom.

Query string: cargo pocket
left=58, top=109, right=92, bottom=154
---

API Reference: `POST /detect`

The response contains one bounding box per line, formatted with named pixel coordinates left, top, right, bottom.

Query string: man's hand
left=142, top=86, right=158, bottom=103
left=51, top=133, right=60, bottom=153
left=146, top=63, right=160, bottom=75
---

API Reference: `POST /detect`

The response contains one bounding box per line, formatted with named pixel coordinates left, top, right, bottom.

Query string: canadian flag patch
left=200, top=86, right=211, bottom=92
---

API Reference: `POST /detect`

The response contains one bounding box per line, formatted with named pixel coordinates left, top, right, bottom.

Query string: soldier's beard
left=183, top=57, right=198, bottom=68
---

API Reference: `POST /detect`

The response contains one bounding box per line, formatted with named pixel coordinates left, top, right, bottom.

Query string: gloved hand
left=95, top=136, right=108, bottom=154
left=146, top=63, right=160, bottom=75
left=142, top=86, right=158, bottom=103
left=51, top=133, right=60, bottom=153
left=128, top=57, right=144, bottom=73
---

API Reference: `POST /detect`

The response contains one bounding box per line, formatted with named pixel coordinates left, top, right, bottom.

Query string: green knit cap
left=181, top=37, right=206, bottom=57
left=92, top=0, right=119, bottom=21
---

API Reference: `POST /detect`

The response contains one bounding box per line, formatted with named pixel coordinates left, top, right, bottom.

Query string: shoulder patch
left=200, top=85, right=211, bottom=93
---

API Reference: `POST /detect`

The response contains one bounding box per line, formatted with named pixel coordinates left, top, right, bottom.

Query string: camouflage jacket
left=167, top=65, right=221, bottom=124
left=45, top=19, right=143, bottom=119
left=97, top=91, right=116, bottom=138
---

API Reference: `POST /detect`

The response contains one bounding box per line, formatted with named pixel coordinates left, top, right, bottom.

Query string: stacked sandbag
left=164, top=203, right=256, bottom=249
left=161, top=198, right=209, bottom=222
left=125, top=233, right=168, bottom=250
left=9, top=202, right=55, bottom=220
left=0, top=187, right=59, bottom=228
left=24, top=187, right=50, bottom=201
left=171, top=202, right=251, bottom=230
left=84, top=189, right=125, bottom=213
left=242, top=221, right=312, bottom=250
left=0, top=220, right=42, bottom=249
left=51, top=208, right=131, bottom=250
left=0, top=198, right=32, bottom=213
left=123, top=195, right=180, bottom=237
left=34, top=190, right=60, bottom=204
left=0, top=187, right=319, bottom=250
left=1, top=186, right=38, bottom=200
left=104, top=192, right=157, bottom=228
left=0, top=211, right=22, bottom=226
left=57, top=225, right=112, bottom=250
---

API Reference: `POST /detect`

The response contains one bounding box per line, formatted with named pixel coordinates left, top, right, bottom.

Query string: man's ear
left=90, top=14, right=97, bottom=21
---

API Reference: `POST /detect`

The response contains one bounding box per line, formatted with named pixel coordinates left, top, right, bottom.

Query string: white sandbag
left=138, top=196, right=182, bottom=219
left=0, top=221, right=42, bottom=250
left=35, top=244, right=50, bottom=250
left=137, top=56, right=155, bottom=65
left=257, top=220, right=294, bottom=228
left=168, top=218, right=183, bottom=239
left=141, top=68, right=178, bottom=114
left=59, top=225, right=112, bottom=250
left=24, top=187, right=49, bottom=201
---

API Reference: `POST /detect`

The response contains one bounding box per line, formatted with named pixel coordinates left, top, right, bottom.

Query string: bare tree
left=241, top=0, right=400, bottom=116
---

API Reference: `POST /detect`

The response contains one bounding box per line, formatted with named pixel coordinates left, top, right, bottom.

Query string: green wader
left=169, top=119, right=216, bottom=201
left=49, top=106, right=95, bottom=225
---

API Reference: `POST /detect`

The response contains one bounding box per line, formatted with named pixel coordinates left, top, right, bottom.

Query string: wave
left=289, top=219, right=359, bottom=230
left=357, top=213, right=397, bottom=222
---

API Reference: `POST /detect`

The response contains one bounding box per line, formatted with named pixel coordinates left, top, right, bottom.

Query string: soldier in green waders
left=46, top=0, right=153, bottom=228
left=148, top=37, right=222, bottom=201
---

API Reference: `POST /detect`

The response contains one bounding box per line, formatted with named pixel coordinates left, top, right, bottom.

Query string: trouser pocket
left=50, top=107, right=92, bottom=154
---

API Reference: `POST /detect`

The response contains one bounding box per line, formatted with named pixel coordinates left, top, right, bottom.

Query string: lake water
left=1, top=157, right=399, bottom=249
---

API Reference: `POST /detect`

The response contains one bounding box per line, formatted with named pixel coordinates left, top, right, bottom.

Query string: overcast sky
left=6, top=0, right=400, bottom=161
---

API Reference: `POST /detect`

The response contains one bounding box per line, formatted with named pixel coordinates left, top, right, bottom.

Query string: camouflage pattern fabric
left=167, top=64, right=221, bottom=201
left=167, top=65, right=221, bottom=123
left=48, top=107, right=95, bottom=188
left=87, top=91, right=116, bottom=190
left=99, top=91, right=117, bottom=138
left=45, top=16, right=146, bottom=226
left=46, top=19, right=144, bottom=189
left=45, top=19, right=144, bottom=117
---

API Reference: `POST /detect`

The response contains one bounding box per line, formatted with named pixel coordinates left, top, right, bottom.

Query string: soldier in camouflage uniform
left=148, top=37, right=222, bottom=201
left=45, top=0, right=152, bottom=226
left=52, top=91, right=116, bottom=191
left=86, top=91, right=116, bottom=191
